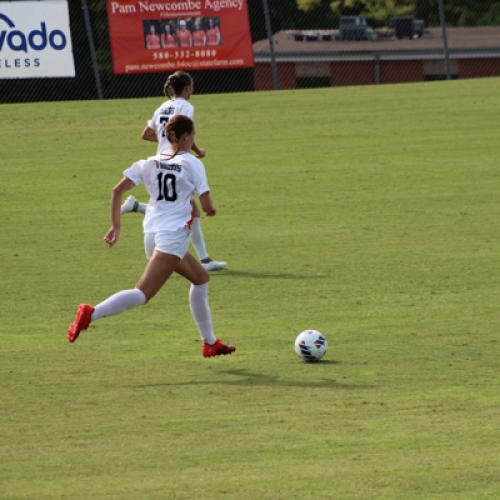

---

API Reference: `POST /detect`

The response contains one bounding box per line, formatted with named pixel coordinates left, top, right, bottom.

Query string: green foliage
left=295, top=0, right=500, bottom=26
left=446, top=0, right=500, bottom=26
left=297, top=0, right=322, bottom=12
left=2, top=78, right=500, bottom=497
left=329, top=0, right=414, bottom=20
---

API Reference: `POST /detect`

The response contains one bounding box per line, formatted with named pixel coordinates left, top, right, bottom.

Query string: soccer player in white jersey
left=121, top=71, right=227, bottom=272
left=67, top=115, right=235, bottom=358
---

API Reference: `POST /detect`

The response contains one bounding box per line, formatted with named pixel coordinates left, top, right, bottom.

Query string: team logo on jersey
left=0, top=13, right=68, bottom=53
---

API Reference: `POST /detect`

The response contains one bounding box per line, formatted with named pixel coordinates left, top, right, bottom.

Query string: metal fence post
left=438, top=0, right=452, bottom=80
left=262, top=0, right=280, bottom=90
left=81, top=0, right=104, bottom=99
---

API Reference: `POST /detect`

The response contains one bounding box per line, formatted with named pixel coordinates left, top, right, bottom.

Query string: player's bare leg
left=135, top=251, right=180, bottom=301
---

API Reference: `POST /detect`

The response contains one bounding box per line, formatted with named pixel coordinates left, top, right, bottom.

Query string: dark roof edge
left=254, top=48, right=500, bottom=63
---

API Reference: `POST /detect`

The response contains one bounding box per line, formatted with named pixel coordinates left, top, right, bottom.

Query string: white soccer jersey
left=123, top=152, right=209, bottom=232
left=147, top=98, right=195, bottom=154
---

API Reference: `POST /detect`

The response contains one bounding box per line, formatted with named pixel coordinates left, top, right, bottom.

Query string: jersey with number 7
left=147, top=97, right=194, bottom=155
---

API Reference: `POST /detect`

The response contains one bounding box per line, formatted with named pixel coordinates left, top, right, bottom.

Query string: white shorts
left=144, top=228, right=191, bottom=260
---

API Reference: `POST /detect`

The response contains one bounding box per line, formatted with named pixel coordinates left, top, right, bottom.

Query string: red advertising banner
left=106, top=0, right=254, bottom=74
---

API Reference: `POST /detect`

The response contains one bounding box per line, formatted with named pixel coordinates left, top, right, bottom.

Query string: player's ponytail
left=164, top=71, right=193, bottom=97
left=165, top=115, right=194, bottom=159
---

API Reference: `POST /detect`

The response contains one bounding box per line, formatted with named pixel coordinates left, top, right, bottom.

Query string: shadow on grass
left=210, top=270, right=327, bottom=280
left=129, top=367, right=372, bottom=390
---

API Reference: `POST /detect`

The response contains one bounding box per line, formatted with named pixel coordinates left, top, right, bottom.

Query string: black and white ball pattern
left=294, top=329, right=328, bottom=362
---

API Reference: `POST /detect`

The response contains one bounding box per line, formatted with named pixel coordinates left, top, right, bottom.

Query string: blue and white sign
left=0, top=0, right=75, bottom=79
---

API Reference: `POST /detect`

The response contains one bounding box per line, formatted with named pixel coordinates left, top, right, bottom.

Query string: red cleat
left=202, top=339, right=236, bottom=358
left=67, top=304, right=95, bottom=343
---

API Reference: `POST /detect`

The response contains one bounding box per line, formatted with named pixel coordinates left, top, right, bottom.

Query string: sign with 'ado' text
left=0, top=0, right=75, bottom=79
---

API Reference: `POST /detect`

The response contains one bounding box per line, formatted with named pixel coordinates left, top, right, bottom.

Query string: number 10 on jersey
left=157, top=172, right=177, bottom=202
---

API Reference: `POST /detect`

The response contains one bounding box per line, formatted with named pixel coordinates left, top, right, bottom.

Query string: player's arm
left=194, top=160, right=214, bottom=214
left=199, top=191, right=215, bottom=216
left=185, top=106, right=202, bottom=156
left=104, top=176, right=136, bottom=247
left=141, top=125, right=158, bottom=143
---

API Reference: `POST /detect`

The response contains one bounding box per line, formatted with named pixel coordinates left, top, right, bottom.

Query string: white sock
left=190, top=217, right=209, bottom=261
left=91, top=288, right=146, bottom=321
left=137, top=202, right=147, bottom=214
left=189, top=283, right=216, bottom=345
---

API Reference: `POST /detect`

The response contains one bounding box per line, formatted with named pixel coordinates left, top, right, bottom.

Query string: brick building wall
left=253, top=63, right=297, bottom=90
left=330, top=61, right=376, bottom=86
left=254, top=57, right=500, bottom=90
left=380, top=60, right=425, bottom=84
left=458, top=58, right=500, bottom=78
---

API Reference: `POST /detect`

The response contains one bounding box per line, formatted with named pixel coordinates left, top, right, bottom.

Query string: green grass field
left=1, top=78, right=500, bottom=498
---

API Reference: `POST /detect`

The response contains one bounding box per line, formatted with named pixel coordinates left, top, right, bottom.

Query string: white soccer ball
left=294, top=329, right=328, bottom=362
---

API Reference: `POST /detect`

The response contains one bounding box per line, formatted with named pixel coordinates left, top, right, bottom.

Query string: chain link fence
left=1, top=0, right=499, bottom=103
